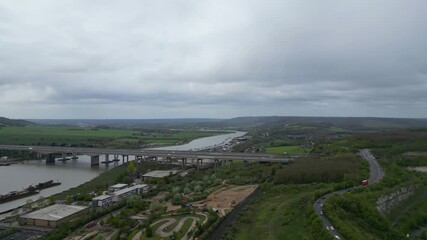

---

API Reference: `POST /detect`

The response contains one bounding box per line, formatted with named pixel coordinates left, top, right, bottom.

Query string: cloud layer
left=1, top=0, right=426, bottom=118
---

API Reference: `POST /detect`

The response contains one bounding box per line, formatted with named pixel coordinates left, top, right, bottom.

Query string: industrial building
left=142, top=170, right=180, bottom=181
left=112, top=184, right=148, bottom=202
left=20, top=204, right=89, bottom=228
left=92, top=184, right=149, bottom=207
left=92, top=194, right=113, bottom=208
left=108, top=183, right=128, bottom=193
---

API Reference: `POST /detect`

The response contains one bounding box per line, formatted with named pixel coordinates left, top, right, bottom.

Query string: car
left=320, top=204, right=323, bottom=207
left=334, top=236, right=341, bottom=239
left=326, top=226, right=330, bottom=230
left=320, top=211, right=323, bottom=215
left=330, top=226, right=335, bottom=231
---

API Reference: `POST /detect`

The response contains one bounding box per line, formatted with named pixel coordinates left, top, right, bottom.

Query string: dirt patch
left=408, top=166, right=427, bottom=172
left=165, top=202, right=181, bottom=212
left=193, top=184, right=258, bottom=216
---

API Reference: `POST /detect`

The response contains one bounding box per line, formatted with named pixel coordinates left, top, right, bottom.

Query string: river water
left=0, top=131, right=246, bottom=214
left=152, top=131, right=246, bottom=151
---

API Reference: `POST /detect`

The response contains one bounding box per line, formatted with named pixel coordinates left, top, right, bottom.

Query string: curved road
left=314, top=149, right=384, bottom=239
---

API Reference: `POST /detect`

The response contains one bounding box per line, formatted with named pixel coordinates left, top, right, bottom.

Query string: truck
left=361, top=179, right=368, bottom=186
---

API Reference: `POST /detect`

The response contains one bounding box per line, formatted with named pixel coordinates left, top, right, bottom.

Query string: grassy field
left=265, top=145, right=310, bottom=155
left=0, top=125, right=228, bottom=148
left=227, top=184, right=329, bottom=240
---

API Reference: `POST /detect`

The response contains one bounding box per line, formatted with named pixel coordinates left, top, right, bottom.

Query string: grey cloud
left=0, top=0, right=426, bottom=118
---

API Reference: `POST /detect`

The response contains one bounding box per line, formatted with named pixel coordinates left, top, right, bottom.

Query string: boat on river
left=34, top=180, right=61, bottom=190
left=0, top=186, right=39, bottom=204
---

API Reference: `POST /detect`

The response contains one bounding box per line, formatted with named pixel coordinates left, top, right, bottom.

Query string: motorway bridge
left=0, top=144, right=291, bottom=169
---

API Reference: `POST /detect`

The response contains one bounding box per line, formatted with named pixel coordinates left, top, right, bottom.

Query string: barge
left=0, top=186, right=39, bottom=204
left=34, top=180, right=61, bottom=190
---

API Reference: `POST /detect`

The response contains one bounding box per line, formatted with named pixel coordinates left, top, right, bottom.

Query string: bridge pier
left=181, top=158, right=187, bottom=170
left=60, top=152, right=67, bottom=161
left=121, top=155, right=129, bottom=164
left=71, top=152, right=78, bottom=160
left=91, top=155, right=100, bottom=166
left=37, top=152, right=42, bottom=159
left=197, top=158, right=203, bottom=170
left=46, top=153, right=55, bottom=163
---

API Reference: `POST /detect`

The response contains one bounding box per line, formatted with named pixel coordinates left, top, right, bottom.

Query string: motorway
left=0, top=144, right=291, bottom=163
left=313, top=149, right=384, bottom=240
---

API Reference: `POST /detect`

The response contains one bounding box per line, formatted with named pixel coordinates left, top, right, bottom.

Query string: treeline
left=273, top=154, right=367, bottom=184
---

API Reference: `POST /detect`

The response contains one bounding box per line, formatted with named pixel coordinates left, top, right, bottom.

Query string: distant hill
left=219, top=116, right=427, bottom=131
left=0, top=117, right=32, bottom=126
left=27, top=118, right=222, bottom=127
left=25, top=117, right=427, bottom=131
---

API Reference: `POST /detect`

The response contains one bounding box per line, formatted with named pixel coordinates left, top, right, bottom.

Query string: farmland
left=0, top=125, right=228, bottom=148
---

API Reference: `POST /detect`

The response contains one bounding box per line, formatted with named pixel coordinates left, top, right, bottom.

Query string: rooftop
left=114, top=186, right=138, bottom=196
left=92, top=195, right=113, bottom=201
left=21, top=204, right=88, bottom=221
left=110, top=183, right=128, bottom=189
left=142, top=170, right=180, bottom=178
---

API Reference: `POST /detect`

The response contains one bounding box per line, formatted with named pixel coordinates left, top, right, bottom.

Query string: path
left=133, top=214, right=206, bottom=240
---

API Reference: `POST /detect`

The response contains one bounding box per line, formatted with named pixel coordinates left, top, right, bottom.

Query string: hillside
left=0, top=117, right=32, bottom=126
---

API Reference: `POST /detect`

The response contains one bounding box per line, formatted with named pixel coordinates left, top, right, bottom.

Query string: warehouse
left=20, top=204, right=89, bottom=228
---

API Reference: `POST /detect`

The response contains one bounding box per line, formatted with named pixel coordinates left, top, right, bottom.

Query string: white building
left=112, top=184, right=149, bottom=202
left=108, top=183, right=128, bottom=193
left=92, top=184, right=150, bottom=207
left=92, top=195, right=113, bottom=208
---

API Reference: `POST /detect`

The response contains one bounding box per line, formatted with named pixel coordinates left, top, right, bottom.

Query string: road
left=313, top=149, right=384, bottom=240
left=0, top=144, right=291, bottom=163
left=359, top=149, right=384, bottom=184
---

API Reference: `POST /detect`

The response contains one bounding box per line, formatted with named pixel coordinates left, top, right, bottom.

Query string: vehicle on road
left=361, top=179, right=368, bottom=186
left=330, top=226, right=335, bottom=231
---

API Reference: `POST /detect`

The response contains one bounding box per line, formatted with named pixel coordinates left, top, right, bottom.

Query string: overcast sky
left=1, top=1, right=426, bottom=119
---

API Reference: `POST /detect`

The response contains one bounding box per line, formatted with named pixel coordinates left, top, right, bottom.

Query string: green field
left=227, top=185, right=329, bottom=240
left=265, top=145, right=310, bottom=155
left=0, top=125, right=228, bottom=148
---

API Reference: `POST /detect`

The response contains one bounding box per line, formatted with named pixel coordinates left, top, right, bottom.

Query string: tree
left=127, top=161, right=136, bottom=174
left=146, top=227, right=153, bottom=237
left=48, top=196, right=56, bottom=205
left=172, top=193, right=182, bottom=205
left=66, top=196, right=73, bottom=205
left=26, top=199, right=34, bottom=210
left=184, top=187, right=191, bottom=194
left=37, top=196, right=45, bottom=208
left=194, top=185, right=202, bottom=193
left=127, top=195, right=143, bottom=209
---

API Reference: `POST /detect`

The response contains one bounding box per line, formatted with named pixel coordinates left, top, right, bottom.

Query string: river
left=0, top=131, right=246, bottom=215
left=152, top=131, right=246, bottom=151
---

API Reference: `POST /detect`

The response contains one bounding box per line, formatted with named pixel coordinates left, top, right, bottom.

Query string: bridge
left=0, top=144, right=291, bottom=169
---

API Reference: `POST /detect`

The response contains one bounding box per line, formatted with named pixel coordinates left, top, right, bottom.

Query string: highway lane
left=313, top=149, right=383, bottom=240
left=360, top=149, right=384, bottom=184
